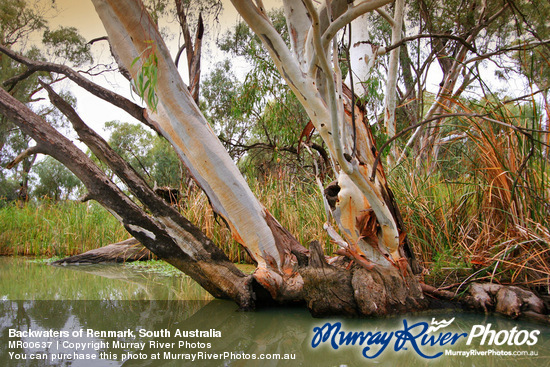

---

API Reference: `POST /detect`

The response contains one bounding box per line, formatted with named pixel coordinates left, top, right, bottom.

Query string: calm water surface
left=0, top=257, right=549, bottom=366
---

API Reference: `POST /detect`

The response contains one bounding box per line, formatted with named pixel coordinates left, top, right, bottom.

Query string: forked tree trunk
left=0, top=0, right=428, bottom=316
left=0, top=86, right=255, bottom=307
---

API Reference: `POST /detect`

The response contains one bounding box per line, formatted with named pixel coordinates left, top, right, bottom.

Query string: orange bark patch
left=356, top=209, right=379, bottom=246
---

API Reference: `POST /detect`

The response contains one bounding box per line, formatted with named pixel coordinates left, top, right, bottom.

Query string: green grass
left=0, top=175, right=332, bottom=263
left=0, top=201, right=128, bottom=257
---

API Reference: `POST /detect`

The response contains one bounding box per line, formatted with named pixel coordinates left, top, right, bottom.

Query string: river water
left=0, top=257, right=549, bottom=366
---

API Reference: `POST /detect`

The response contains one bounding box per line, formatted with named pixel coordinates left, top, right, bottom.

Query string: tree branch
left=383, top=0, right=405, bottom=161
left=6, top=145, right=43, bottom=169
left=376, top=8, right=395, bottom=27
left=2, top=67, right=39, bottom=90
left=0, top=43, right=160, bottom=134
left=282, top=0, right=311, bottom=71
left=303, top=0, right=351, bottom=174
left=377, top=33, right=477, bottom=56
left=374, top=111, right=550, bottom=181
left=39, top=81, right=165, bottom=211
left=321, top=0, right=393, bottom=51
left=88, top=36, right=109, bottom=45
left=231, top=0, right=311, bottom=103
left=0, top=85, right=253, bottom=307
left=174, top=43, right=186, bottom=67
left=466, top=39, right=550, bottom=64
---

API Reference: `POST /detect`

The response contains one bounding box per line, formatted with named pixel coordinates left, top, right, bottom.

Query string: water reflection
left=0, top=257, right=211, bottom=301
left=1, top=300, right=549, bottom=366
left=0, top=258, right=549, bottom=366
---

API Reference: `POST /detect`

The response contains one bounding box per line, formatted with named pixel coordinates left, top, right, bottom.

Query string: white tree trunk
left=383, top=0, right=404, bottom=164
left=91, top=0, right=305, bottom=301
left=234, top=0, right=405, bottom=267
left=343, top=14, right=379, bottom=97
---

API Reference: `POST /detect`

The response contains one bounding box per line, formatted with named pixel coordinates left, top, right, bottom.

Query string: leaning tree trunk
left=230, top=0, right=426, bottom=313
left=0, top=86, right=254, bottom=307
left=91, top=0, right=308, bottom=303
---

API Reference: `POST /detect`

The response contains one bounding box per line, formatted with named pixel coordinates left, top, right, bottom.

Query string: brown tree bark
left=175, top=0, right=203, bottom=104
left=51, top=238, right=153, bottom=265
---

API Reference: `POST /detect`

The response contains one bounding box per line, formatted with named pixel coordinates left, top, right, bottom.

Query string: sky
left=39, top=0, right=278, bottom=136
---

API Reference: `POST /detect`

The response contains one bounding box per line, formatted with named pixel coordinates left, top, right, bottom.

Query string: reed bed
left=391, top=98, right=549, bottom=290
left=180, top=173, right=331, bottom=263
left=0, top=201, right=128, bottom=257
left=0, top=173, right=331, bottom=263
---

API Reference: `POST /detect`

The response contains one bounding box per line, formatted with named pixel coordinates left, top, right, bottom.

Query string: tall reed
left=179, top=171, right=332, bottom=263
left=0, top=172, right=331, bottom=263
left=391, top=97, right=550, bottom=289
left=0, top=201, right=128, bottom=256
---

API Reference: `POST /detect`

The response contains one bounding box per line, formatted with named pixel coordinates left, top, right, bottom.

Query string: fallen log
left=51, top=238, right=154, bottom=265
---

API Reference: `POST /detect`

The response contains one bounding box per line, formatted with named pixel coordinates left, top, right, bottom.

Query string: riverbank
left=0, top=201, right=127, bottom=257
left=0, top=175, right=330, bottom=263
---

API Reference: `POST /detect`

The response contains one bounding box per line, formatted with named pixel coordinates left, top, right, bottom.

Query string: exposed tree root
left=421, top=282, right=549, bottom=323
left=52, top=239, right=549, bottom=322
left=301, top=241, right=428, bottom=317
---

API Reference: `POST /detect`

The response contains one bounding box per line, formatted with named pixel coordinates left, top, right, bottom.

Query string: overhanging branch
left=377, top=33, right=478, bottom=55
left=0, top=43, right=160, bottom=134
left=372, top=112, right=550, bottom=181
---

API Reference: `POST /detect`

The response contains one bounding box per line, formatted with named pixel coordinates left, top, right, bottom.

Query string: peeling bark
left=232, top=0, right=409, bottom=271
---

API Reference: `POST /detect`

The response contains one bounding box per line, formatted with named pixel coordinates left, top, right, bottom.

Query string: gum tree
left=0, top=0, right=426, bottom=315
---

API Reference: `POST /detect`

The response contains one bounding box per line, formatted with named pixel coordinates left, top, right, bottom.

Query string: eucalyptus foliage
left=0, top=0, right=92, bottom=202
left=201, top=10, right=320, bottom=178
